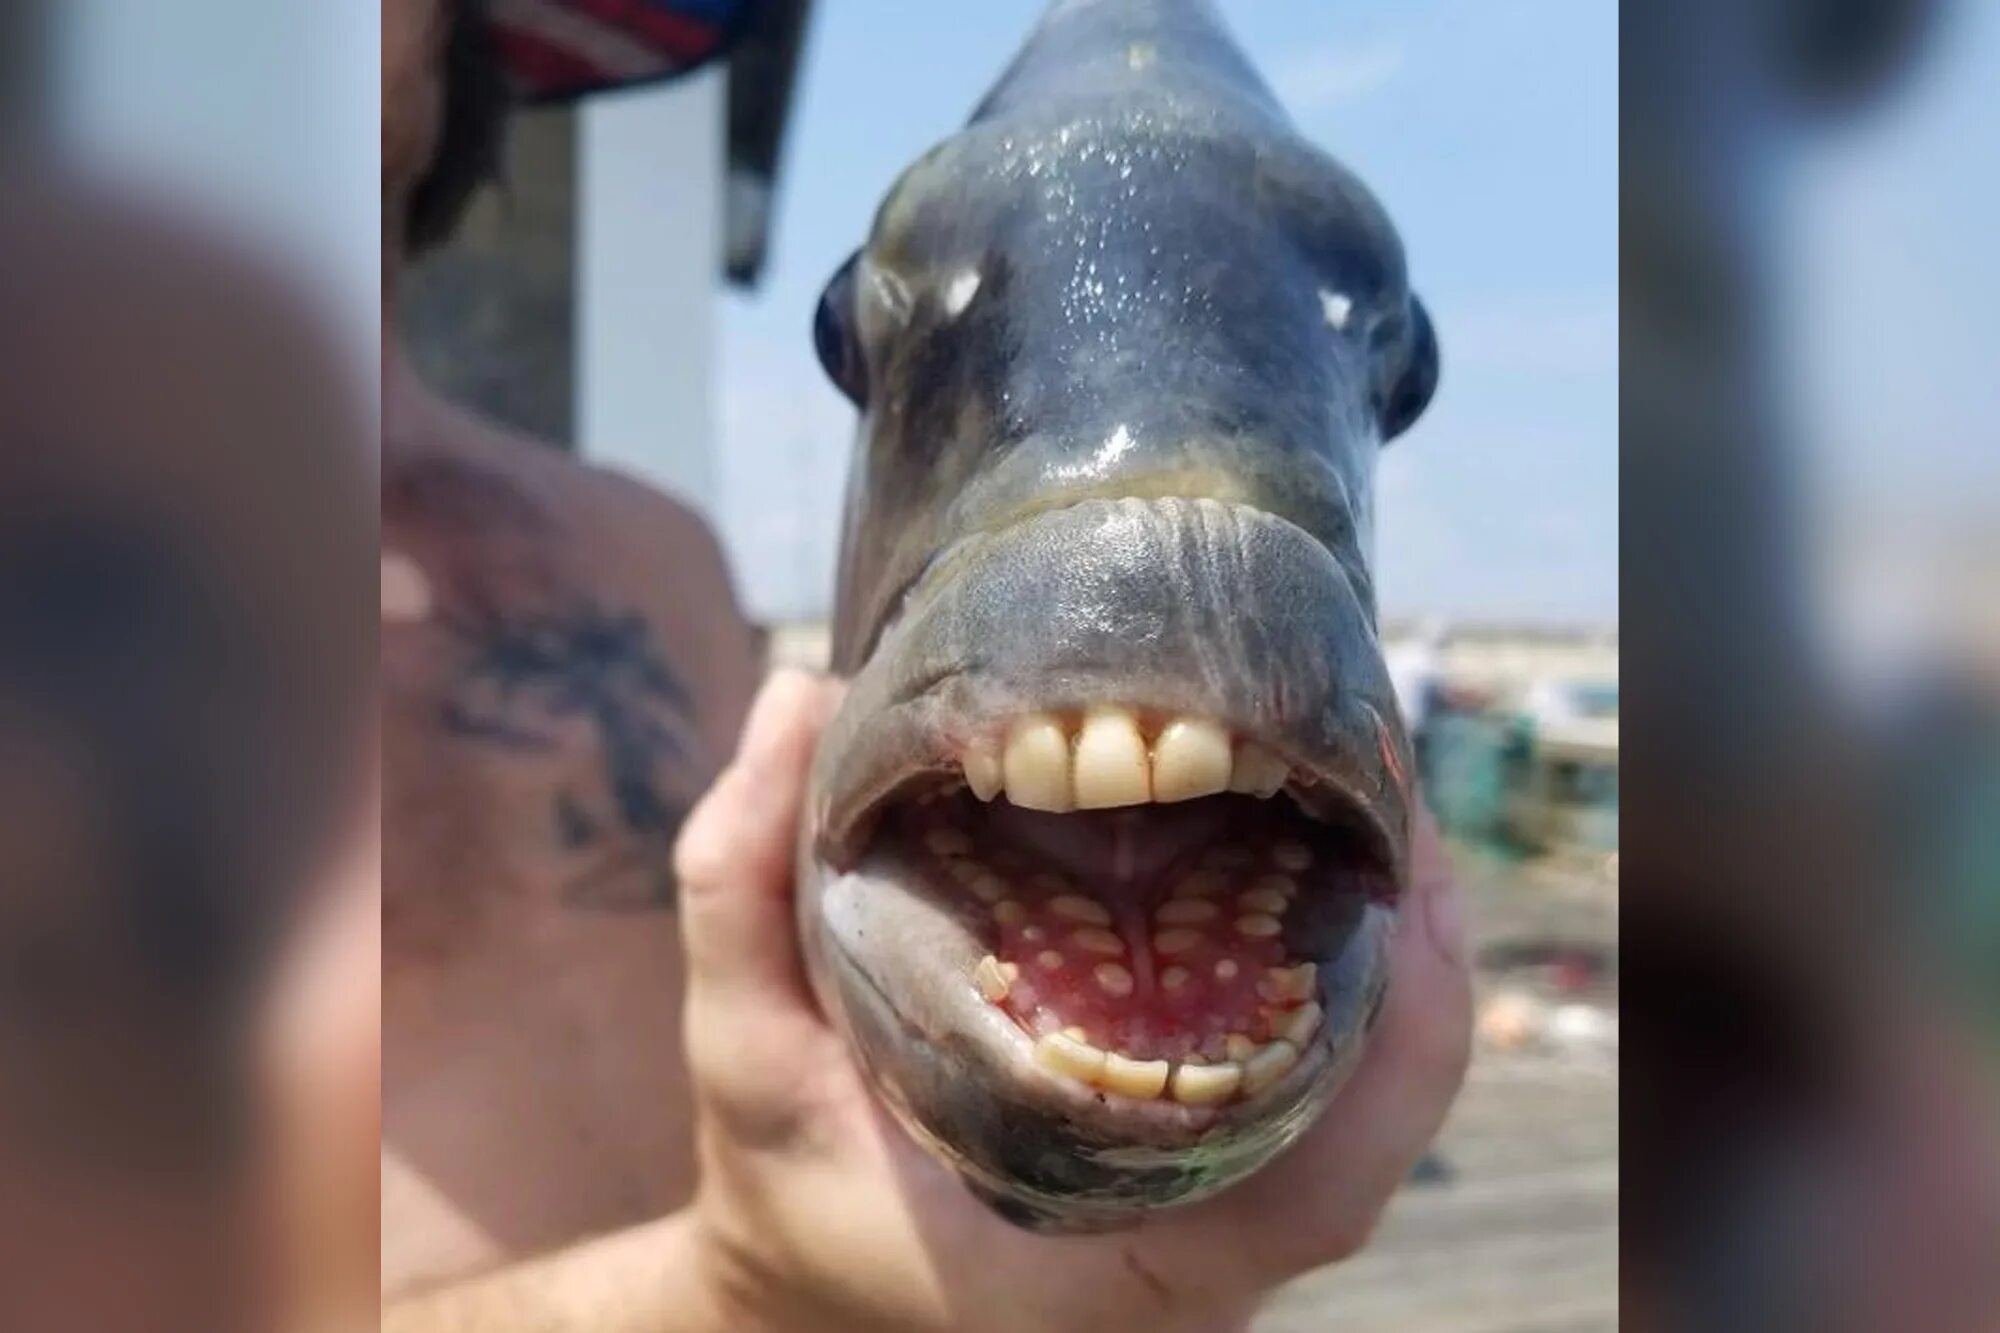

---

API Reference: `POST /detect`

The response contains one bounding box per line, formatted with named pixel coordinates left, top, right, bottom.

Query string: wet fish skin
left=797, top=0, right=1438, bottom=1231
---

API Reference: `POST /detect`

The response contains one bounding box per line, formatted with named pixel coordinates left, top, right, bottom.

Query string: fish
left=796, top=0, right=1438, bottom=1233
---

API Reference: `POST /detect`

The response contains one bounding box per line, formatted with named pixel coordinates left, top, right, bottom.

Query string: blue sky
left=718, top=0, right=1619, bottom=625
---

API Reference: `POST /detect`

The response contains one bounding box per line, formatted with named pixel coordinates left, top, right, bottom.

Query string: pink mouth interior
left=911, top=797, right=1343, bottom=1063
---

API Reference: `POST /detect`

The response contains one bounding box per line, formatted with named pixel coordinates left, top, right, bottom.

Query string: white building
left=403, top=1, right=813, bottom=521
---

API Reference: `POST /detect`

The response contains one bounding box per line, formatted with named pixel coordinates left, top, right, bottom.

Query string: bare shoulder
left=433, top=410, right=738, bottom=592
left=381, top=404, right=764, bottom=931
left=562, top=462, right=766, bottom=751
left=571, top=459, right=739, bottom=586
left=408, top=410, right=763, bottom=742
left=388, top=395, right=761, bottom=665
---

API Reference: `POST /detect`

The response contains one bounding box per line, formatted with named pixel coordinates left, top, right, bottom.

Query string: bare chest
left=380, top=474, right=724, bottom=953
left=383, top=592, right=712, bottom=926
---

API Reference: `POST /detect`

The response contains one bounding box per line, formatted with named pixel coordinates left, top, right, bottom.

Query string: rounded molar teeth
left=1072, top=707, right=1151, bottom=809
left=1072, top=927, right=1126, bottom=956
left=1234, top=913, right=1284, bottom=938
left=1034, top=1030, right=1107, bottom=1083
left=1170, top=1060, right=1244, bottom=1105
left=1228, top=742, right=1288, bottom=798
left=1271, top=839, right=1313, bottom=871
left=1201, top=845, right=1256, bottom=871
left=1003, top=714, right=1074, bottom=812
left=1241, top=1040, right=1300, bottom=1095
left=1249, top=872, right=1298, bottom=900
left=925, top=826, right=972, bottom=856
left=962, top=744, right=1004, bottom=801
left=1259, top=963, right=1318, bottom=1003
left=1151, top=717, right=1233, bottom=802
left=1093, top=961, right=1135, bottom=996
left=1171, top=870, right=1227, bottom=898
left=1237, top=888, right=1289, bottom=915
left=1100, top=1053, right=1170, bottom=1099
left=1155, top=899, right=1220, bottom=925
left=1049, top=894, right=1113, bottom=925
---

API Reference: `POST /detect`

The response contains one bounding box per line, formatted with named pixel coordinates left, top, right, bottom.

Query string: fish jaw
left=797, top=497, right=1407, bottom=1230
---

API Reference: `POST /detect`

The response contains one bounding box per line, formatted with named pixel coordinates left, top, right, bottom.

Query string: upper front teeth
left=962, top=743, right=1004, bottom=801
left=1152, top=718, right=1233, bottom=802
left=1227, top=741, right=1287, bottom=798
left=1001, top=715, right=1074, bottom=812
left=1073, top=708, right=1151, bottom=808
left=979, top=710, right=1288, bottom=811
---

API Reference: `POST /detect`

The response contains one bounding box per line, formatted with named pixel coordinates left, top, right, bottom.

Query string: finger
left=674, top=670, right=844, bottom=1007
left=1217, top=803, right=1473, bottom=1271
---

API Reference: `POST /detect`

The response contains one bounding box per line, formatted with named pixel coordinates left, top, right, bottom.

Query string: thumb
left=673, top=669, right=843, bottom=1008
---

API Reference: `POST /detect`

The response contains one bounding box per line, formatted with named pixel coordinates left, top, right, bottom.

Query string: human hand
left=674, top=670, right=1472, bottom=1333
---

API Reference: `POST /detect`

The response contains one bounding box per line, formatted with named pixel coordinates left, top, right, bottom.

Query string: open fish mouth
left=799, top=497, right=1409, bottom=1229
left=844, top=717, right=1395, bottom=1106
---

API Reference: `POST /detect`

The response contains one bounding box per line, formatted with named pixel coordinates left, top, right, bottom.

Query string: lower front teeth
left=1100, top=1052, right=1171, bottom=1098
left=1017, top=1021, right=1312, bottom=1107
left=1241, top=1040, right=1300, bottom=1094
left=1029, top=1027, right=1299, bottom=1106
left=1034, top=1030, right=1106, bottom=1083
left=1169, top=1060, right=1243, bottom=1105
left=1279, top=1001, right=1323, bottom=1048
left=974, top=955, right=1014, bottom=1002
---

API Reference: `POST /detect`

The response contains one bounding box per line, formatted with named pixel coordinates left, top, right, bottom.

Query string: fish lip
left=809, top=496, right=1413, bottom=881
left=851, top=488, right=1372, bottom=681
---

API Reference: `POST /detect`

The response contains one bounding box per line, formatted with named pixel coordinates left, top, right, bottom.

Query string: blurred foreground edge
left=1622, top=0, right=2000, bottom=1331
left=0, top=159, right=375, bottom=1332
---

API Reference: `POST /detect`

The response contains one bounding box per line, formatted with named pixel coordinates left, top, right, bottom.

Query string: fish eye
left=1378, top=295, right=1439, bottom=442
left=814, top=252, right=868, bottom=405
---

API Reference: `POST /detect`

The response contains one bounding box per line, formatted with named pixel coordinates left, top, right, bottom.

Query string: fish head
left=800, top=0, right=1438, bottom=1232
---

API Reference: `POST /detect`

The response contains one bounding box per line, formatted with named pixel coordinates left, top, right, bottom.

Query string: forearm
left=381, top=1212, right=732, bottom=1333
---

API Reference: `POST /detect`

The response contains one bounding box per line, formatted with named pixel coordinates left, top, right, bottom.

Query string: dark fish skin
left=797, top=0, right=1438, bottom=1231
